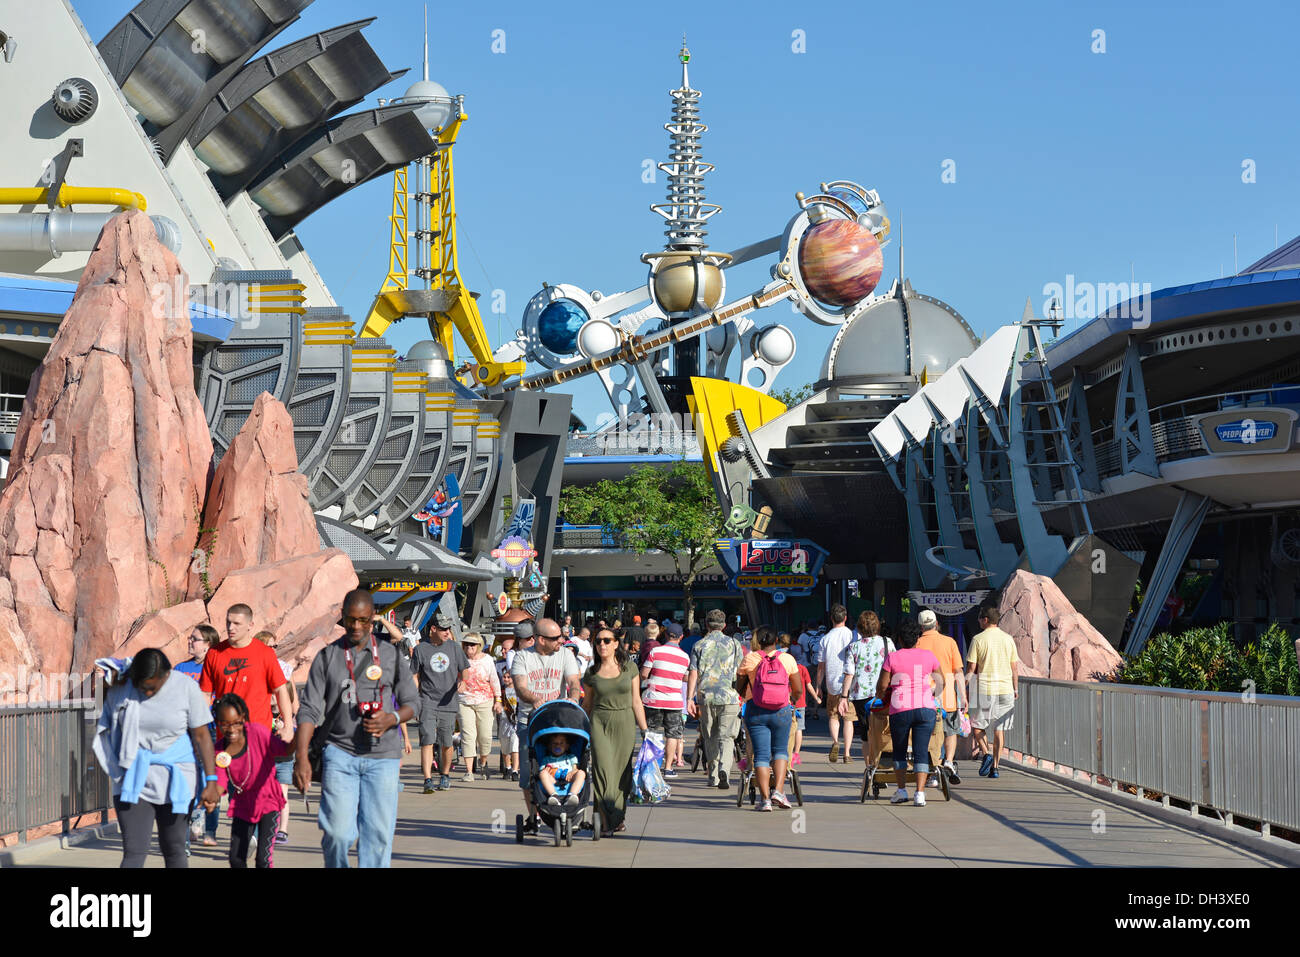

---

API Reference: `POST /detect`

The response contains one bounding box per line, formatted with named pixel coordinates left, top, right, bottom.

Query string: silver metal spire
left=423, top=5, right=429, bottom=82
left=650, top=41, right=720, bottom=249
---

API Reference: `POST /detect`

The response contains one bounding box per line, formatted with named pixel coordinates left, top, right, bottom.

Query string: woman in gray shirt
left=95, top=649, right=220, bottom=868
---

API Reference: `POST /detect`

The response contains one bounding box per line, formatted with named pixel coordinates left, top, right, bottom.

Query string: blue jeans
left=318, top=744, right=401, bottom=868
left=743, top=704, right=792, bottom=769
left=889, top=707, right=937, bottom=774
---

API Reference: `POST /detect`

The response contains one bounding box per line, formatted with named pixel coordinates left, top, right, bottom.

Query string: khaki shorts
left=828, top=693, right=852, bottom=718
left=971, top=694, right=1016, bottom=732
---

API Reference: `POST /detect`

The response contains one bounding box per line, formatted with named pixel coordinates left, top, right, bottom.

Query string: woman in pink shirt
left=458, top=632, right=503, bottom=781
left=877, top=621, right=945, bottom=807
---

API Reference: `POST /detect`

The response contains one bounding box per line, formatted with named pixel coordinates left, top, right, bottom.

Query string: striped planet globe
left=797, top=219, right=883, bottom=307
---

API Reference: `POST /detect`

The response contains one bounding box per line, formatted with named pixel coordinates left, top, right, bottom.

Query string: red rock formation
left=0, top=211, right=362, bottom=690
left=207, top=550, right=356, bottom=680
left=0, top=211, right=211, bottom=674
left=997, top=569, right=1124, bottom=681
left=191, top=392, right=320, bottom=599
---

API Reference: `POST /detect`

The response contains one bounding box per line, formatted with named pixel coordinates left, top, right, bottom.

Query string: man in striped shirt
left=641, top=621, right=690, bottom=778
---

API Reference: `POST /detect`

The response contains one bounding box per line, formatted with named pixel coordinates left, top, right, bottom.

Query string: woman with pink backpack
left=735, top=625, right=803, bottom=812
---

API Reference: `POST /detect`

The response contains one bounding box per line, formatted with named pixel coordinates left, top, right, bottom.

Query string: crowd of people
left=92, top=593, right=1021, bottom=867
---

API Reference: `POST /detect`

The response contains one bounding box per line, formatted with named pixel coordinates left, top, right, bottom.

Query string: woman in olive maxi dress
left=581, top=628, right=648, bottom=833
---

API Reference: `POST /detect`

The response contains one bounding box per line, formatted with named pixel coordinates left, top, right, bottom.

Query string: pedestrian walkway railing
left=1003, top=678, right=1300, bottom=839
left=0, top=704, right=107, bottom=843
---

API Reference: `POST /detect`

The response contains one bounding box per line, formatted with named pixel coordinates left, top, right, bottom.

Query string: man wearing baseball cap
left=412, top=612, right=470, bottom=793
left=915, top=609, right=967, bottom=786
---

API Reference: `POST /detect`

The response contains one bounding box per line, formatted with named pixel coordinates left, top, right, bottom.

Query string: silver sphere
left=399, top=79, right=453, bottom=130
left=576, top=319, right=619, bottom=358
left=755, top=325, right=796, bottom=365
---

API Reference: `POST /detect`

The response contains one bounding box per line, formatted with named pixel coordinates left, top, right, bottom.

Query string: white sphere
left=406, top=339, right=449, bottom=361
left=756, top=324, right=796, bottom=364
left=576, top=319, right=619, bottom=358
left=400, top=79, right=453, bottom=130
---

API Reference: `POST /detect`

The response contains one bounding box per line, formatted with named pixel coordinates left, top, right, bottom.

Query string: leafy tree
left=559, top=460, right=725, bottom=629
left=771, top=381, right=814, bottom=408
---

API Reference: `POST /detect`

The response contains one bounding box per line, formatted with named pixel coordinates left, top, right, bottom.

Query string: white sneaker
left=914, top=791, right=927, bottom=807
left=889, top=788, right=910, bottom=804
left=928, top=774, right=941, bottom=788
left=462, top=773, right=475, bottom=783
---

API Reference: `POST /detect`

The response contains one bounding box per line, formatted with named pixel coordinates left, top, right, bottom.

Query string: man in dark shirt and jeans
left=294, top=589, right=416, bottom=868
left=412, top=611, right=470, bottom=793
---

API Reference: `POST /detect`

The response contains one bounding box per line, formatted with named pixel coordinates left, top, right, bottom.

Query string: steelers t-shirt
left=413, top=638, right=469, bottom=712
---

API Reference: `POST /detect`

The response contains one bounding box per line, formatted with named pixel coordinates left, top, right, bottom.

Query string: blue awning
left=0, top=274, right=236, bottom=343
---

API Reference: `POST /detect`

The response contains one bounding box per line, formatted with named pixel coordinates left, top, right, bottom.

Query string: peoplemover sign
left=1195, top=407, right=1296, bottom=455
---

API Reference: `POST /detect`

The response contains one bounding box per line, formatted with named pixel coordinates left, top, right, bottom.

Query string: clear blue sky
left=81, top=1, right=1300, bottom=427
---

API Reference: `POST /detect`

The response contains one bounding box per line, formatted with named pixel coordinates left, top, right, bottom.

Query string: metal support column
left=1115, top=337, right=1159, bottom=478
left=1126, top=491, right=1212, bottom=655
left=1064, top=368, right=1101, bottom=492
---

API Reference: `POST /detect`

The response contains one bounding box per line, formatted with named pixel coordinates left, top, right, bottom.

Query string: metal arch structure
left=246, top=104, right=437, bottom=240
left=97, top=0, right=315, bottom=163
left=337, top=361, right=426, bottom=525
left=197, top=269, right=304, bottom=464
left=308, top=338, right=395, bottom=510
left=189, top=18, right=407, bottom=201
left=288, top=306, right=353, bottom=477
left=367, top=382, right=457, bottom=535
left=459, top=407, right=503, bottom=526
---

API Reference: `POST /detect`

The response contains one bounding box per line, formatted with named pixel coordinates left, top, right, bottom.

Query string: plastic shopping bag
left=631, top=731, right=670, bottom=804
left=957, top=709, right=972, bottom=737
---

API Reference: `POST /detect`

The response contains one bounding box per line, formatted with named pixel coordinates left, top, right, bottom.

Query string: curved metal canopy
left=316, top=517, right=493, bottom=583
left=98, top=0, right=315, bottom=162
left=247, top=104, right=436, bottom=239
left=189, top=18, right=408, bottom=200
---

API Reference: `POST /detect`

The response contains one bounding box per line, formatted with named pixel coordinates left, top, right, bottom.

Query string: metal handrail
left=1090, top=385, right=1300, bottom=444
left=1005, top=677, right=1300, bottom=839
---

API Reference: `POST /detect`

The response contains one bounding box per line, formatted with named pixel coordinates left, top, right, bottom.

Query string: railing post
left=1199, top=699, right=1211, bottom=811
left=15, top=712, right=26, bottom=843
left=1094, top=688, right=1104, bottom=781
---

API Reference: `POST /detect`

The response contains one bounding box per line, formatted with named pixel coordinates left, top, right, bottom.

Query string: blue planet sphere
left=537, top=299, right=588, bottom=356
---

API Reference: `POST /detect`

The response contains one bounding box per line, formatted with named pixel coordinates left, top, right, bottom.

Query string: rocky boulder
left=998, top=569, right=1124, bottom=681
left=207, top=550, right=356, bottom=681
left=0, top=211, right=212, bottom=675
left=190, top=392, right=320, bottom=599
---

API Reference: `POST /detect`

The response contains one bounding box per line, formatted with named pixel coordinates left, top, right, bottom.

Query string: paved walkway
left=15, top=717, right=1279, bottom=868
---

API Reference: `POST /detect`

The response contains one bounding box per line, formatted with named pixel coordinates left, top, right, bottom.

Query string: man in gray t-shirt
left=412, top=611, right=470, bottom=792
left=508, top=617, right=580, bottom=824
left=294, top=589, right=417, bottom=868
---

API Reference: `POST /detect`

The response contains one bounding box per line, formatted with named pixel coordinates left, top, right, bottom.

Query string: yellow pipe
left=0, top=185, right=148, bottom=211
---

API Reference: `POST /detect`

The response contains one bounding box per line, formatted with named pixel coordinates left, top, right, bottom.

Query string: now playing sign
left=1195, top=407, right=1297, bottom=455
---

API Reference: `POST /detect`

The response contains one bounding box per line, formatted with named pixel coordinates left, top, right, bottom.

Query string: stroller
left=515, top=699, right=600, bottom=846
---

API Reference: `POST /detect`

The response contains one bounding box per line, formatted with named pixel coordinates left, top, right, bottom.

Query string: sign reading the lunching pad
left=1194, top=407, right=1296, bottom=455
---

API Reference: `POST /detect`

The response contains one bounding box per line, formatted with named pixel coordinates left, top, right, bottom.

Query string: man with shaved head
left=201, top=602, right=293, bottom=741
left=294, top=589, right=416, bottom=867
left=509, top=617, right=581, bottom=830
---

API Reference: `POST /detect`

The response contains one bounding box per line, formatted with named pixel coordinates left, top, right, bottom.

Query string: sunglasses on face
left=595, top=637, right=617, bottom=645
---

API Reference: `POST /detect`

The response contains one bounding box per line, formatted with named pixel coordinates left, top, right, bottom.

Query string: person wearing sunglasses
left=581, top=628, right=648, bottom=833
left=509, top=618, right=582, bottom=830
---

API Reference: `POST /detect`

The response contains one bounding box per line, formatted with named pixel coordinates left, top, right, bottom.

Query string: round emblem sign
left=497, top=593, right=509, bottom=615
left=215, top=751, right=232, bottom=768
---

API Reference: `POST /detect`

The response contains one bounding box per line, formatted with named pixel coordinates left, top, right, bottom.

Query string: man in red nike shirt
left=201, top=603, right=293, bottom=742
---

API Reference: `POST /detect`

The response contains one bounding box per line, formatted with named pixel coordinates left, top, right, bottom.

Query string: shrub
left=1110, top=622, right=1298, bottom=695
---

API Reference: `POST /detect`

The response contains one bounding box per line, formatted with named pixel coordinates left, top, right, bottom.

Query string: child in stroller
left=537, top=732, right=587, bottom=806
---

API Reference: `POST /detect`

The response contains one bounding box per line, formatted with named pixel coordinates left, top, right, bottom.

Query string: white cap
left=918, top=610, right=938, bottom=628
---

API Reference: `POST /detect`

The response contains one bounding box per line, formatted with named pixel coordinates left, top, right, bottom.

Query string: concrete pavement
left=11, top=718, right=1281, bottom=868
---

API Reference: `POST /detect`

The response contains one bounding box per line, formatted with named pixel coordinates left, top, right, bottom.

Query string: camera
left=357, top=699, right=383, bottom=718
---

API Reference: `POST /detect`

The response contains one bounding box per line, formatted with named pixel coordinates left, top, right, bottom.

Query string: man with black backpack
left=293, top=589, right=416, bottom=868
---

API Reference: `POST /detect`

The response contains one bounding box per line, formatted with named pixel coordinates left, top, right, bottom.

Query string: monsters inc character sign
left=714, top=538, right=829, bottom=596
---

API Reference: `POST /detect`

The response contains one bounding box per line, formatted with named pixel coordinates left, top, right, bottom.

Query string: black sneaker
left=423, top=777, right=436, bottom=794
left=511, top=770, right=520, bottom=783
left=718, top=770, right=729, bottom=790
left=664, top=768, right=678, bottom=779
left=944, top=762, right=961, bottom=785
left=438, top=774, right=451, bottom=791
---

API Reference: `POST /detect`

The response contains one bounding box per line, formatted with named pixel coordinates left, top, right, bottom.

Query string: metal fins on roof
left=1241, top=234, right=1300, bottom=275
left=246, top=104, right=437, bottom=240
left=98, top=0, right=316, bottom=163
left=189, top=18, right=409, bottom=200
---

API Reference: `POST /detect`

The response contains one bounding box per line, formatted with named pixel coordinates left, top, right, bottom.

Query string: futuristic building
left=0, top=0, right=528, bottom=620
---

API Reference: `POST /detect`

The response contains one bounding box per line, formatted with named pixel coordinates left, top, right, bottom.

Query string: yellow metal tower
left=360, top=110, right=523, bottom=388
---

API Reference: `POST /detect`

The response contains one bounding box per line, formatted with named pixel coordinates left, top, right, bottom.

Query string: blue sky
left=81, top=1, right=1300, bottom=426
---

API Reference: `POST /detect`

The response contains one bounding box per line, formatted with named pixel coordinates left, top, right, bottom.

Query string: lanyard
left=344, top=636, right=385, bottom=699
